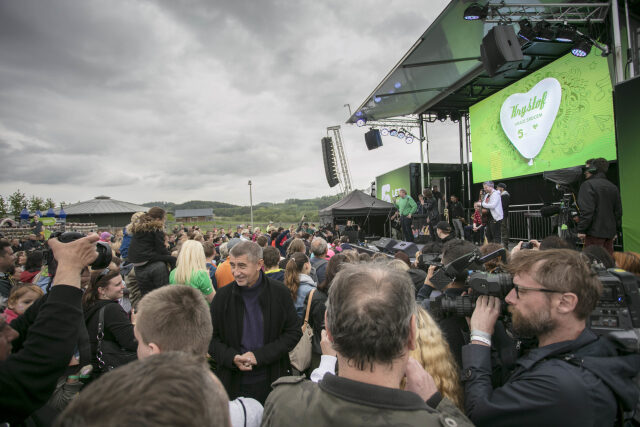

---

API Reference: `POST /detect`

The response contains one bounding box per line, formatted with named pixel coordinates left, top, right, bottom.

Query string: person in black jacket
left=463, top=249, right=640, bottom=427
left=83, top=266, right=137, bottom=372
left=209, top=241, right=301, bottom=404
left=448, top=194, right=465, bottom=239
left=577, top=158, right=622, bottom=255
left=0, top=233, right=100, bottom=424
left=127, top=207, right=176, bottom=295
left=496, top=183, right=510, bottom=247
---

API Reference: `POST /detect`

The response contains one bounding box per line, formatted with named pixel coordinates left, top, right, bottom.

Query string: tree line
left=0, top=190, right=65, bottom=219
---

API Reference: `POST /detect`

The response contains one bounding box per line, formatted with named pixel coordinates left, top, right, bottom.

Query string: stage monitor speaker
left=373, top=237, right=397, bottom=252
left=364, top=129, right=383, bottom=150
left=393, top=241, right=419, bottom=258
left=344, top=230, right=359, bottom=244
left=321, top=137, right=340, bottom=187
left=480, top=25, right=524, bottom=77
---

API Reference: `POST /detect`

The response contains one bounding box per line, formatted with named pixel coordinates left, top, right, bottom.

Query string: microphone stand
left=362, top=199, right=376, bottom=236
left=384, top=206, right=395, bottom=238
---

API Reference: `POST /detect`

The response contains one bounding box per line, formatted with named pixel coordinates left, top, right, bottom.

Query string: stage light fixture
left=389, top=128, right=398, bottom=137
left=374, top=96, right=382, bottom=103
left=450, top=111, right=461, bottom=122
left=397, top=129, right=406, bottom=139
left=356, top=117, right=367, bottom=127
left=355, top=111, right=363, bottom=117
left=517, top=20, right=535, bottom=42
left=405, top=134, right=414, bottom=143
left=571, top=38, right=592, bottom=57
left=394, top=82, right=402, bottom=89
left=534, top=21, right=554, bottom=41
left=436, top=111, right=448, bottom=122
left=555, top=25, right=576, bottom=43
left=463, top=3, right=488, bottom=20
left=380, top=127, right=389, bottom=136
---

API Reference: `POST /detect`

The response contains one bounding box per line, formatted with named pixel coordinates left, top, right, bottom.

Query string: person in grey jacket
left=463, top=249, right=640, bottom=427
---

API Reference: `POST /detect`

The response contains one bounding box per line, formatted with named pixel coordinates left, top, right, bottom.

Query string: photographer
left=462, top=249, right=640, bottom=427
left=1, top=234, right=100, bottom=424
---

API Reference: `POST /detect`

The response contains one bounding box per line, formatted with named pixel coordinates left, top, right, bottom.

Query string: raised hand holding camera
left=49, top=233, right=101, bottom=288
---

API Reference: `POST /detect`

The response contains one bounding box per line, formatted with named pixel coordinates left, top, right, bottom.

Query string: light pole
left=248, top=180, right=253, bottom=228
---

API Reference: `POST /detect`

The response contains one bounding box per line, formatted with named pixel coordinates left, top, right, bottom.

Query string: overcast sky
left=0, top=0, right=462, bottom=206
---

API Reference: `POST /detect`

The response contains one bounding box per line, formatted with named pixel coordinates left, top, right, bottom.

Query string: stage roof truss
left=483, top=2, right=610, bottom=24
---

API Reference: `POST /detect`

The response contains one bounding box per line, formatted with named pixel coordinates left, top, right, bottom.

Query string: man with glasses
left=461, top=249, right=640, bottom=427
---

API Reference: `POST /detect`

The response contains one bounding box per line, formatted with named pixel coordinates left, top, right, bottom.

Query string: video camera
left=44, top=232, right=112, bottom=271
left=429, top=249, right=640, bottom=350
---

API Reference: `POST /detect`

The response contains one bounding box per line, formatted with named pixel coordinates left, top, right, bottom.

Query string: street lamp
left=248, top=180, right=253, bottom=228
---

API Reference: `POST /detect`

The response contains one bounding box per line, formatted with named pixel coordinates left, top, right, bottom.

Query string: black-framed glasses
left=514, top=284, right=562, bottom=299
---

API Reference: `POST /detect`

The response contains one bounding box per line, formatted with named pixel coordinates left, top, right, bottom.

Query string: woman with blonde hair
left=169, top=240, right=215, bottom=303
left=409, top=306, right=464, bottom=409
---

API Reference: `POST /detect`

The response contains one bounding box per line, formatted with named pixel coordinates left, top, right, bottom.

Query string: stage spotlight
left=534, top=21, right=554, bottom=41
left=463, top=2, right=488, bottom=20
left=555, top=25, right=576, bottom=43
left=450, top=111, right=461, bottom=122
left=355, top=111, right=363, bottom=117
left=356, top=117, right=367, bottom=127
left=374, top=96, right=382, bottom=103
left=436, top=111, right=448, bottom=122
left=571, top=38, right=592, bottom=57
left=389, top=128, right=398, bottom=137
left=380, top=127, right=389, bottom=136
left=405, top=134, right=414, bottom=143
left=397, top=129, right=406, bottom=139
left=517, top=20, right=535, bottom=42
left=394, top=82, right=402, bottom=89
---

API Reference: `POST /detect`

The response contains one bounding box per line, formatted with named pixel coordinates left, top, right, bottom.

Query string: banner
left=376, top=164, right=411, bottom=202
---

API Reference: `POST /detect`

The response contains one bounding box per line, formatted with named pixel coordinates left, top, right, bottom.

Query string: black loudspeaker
left=480, top=25, right=524, bottom=77
left=321, top=137, right=339, bottom=187
left=373, top=237, right=397, bottom=252
left=393, top=241, right=419, bottom=258
left=364, top=129, right=383, bottom=150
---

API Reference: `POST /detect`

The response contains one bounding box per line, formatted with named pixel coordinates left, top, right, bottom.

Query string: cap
left=497, top=183, right=507, bottom=189
left=436, top=221, right=451, bottom=232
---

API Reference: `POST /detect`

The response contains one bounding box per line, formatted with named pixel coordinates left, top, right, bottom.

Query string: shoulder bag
left=96, top=306, right=137, bottom=373
left=289, top=289, right=316, bottom=372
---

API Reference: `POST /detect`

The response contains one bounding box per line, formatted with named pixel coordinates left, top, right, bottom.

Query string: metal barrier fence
left=509, top=203, right=554, bottom=242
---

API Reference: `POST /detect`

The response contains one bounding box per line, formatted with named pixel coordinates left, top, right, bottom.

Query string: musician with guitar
left=391, top=189, right=418, bottom=242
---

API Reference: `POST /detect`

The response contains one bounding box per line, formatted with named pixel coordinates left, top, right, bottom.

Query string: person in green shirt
left=393, top=188, right=418, bottom=242
left=169, top=240, right=215, bottom=303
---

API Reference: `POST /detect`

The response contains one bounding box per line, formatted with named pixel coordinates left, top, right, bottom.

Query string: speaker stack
left=321, top=137, right=339, bottom=187
left=364, top=129, right=383, bottom=150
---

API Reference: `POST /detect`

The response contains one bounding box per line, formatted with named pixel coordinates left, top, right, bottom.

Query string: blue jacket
left=294, top=274, right=316, bottom=318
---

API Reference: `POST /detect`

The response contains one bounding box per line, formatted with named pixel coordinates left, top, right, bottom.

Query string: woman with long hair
left=284, top=252, right=315, bottom=318
left=83, top=266, right=137, bottom=372
left=408, top=306, right=464, bottom=409
left=169, top=240, right=215, bottom=303
left=127, top=207, right=176, bottom=296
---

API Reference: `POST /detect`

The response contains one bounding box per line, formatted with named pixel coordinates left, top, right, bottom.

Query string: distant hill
left=142, top=194, right=343, bottom=223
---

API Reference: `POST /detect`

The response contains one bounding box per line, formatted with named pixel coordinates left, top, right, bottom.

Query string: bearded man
left=460, top=249, right=640, bottom=427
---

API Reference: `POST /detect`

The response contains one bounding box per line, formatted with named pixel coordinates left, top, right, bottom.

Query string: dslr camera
left=44, top=232, right=113, bottom=271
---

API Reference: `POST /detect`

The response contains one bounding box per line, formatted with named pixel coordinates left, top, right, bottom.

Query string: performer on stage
left=392, top=189, right=418, bottom=242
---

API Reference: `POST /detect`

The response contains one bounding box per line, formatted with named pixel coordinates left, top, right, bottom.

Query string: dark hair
left=326, top=264, right=415, bottom=370
left=82, top=267, right=121, bottom=308
left=262, top=246, right=281, bottom=269
left=479, top=242, right=508, bottom=272
left=442, top=239, right=479, bottom=282
left=422, top=188, right=433, bottom=198
left=202, top=241, right=216, bottom=259
left=393, top=251, right=411, bottom=267
left=358, top=252, right=371, bottom=263
left=586, top=157, right=609, bottom=174
left=25, top=250, right=44, bottom=272
left=421, top=241, right=443, bottom=254
left=582, top=245, right=615, bottom=269
left=0, top=240, right=11, bottom=255
left=284, top=252, right=308, bottom=301
left=56, top=352, right=230, bottom=427
left=317, top=253, right=349, bottom=293
left=539, top=235, right=573, bottom=250
left=146, top=207, right=166, bottom=221
left=256, top=235, right=268, bottom=248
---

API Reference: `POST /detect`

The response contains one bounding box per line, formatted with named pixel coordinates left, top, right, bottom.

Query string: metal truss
left=327, top=126, right=353, bottom=195
left=362, top=114, right=427, bottom=132
left=484, top=2, right=610, bottom=24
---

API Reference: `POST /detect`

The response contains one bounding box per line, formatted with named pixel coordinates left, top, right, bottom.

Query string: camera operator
left=1, top=233, right=100, bottom=424
left=462, top=249, right=640, bottom=427
left=577, top=158, right=622, bottom=256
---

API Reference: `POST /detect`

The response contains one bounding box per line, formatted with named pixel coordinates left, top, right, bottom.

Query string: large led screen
left=470, top=51, right=616, bottom=183
left=376, top=164, right=411, bottom=202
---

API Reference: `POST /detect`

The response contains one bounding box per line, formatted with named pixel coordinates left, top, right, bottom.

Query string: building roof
left=319, top=190, right=395, bottom=217
left=174, top=208, right=214, bottom=218
left=59, top=196, right=149, bottom=215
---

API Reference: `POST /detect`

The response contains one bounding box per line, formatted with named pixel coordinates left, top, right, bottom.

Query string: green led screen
left=470, top=51, right=617, bottom=183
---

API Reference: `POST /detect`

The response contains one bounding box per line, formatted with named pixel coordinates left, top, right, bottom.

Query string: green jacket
left=262, top=374, right=473, bottom=427
left=395, top=195, right=418, bottom=216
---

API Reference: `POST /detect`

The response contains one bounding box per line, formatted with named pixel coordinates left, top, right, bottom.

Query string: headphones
left=586, top=164, right=598, bottom=174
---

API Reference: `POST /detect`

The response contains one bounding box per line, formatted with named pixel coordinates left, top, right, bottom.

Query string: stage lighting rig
left=464, top=3, right=488, bottom=20
left=555, top=24, right=577, bottom=43
left=356, top=117, right=367, bottom=127
left=389, top=128, right=398, bottom=137
left=380, top=127, right=389, bottom=136
left=534, top=21, right=554, bottom=41
left=397, top=129, right=406, bottom=139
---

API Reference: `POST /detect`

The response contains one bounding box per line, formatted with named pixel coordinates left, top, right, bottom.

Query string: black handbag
left=96, top=306, right=137, bottom=372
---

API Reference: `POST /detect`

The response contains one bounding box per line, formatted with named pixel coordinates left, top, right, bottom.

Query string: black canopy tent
left=319, top=190, right=396, bottom=237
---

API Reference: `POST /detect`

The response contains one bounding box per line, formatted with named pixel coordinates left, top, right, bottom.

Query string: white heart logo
left=500, top=77, right=562, bottom=166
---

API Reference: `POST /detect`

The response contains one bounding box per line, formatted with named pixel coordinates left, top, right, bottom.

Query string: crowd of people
left=0, top=157, right=638, bottom=426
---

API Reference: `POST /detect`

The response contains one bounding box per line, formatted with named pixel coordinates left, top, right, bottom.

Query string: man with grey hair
left=310, top=238, right=328, bottom=284
left=262, top=264, right=472, bottom=426
left=209, top=241, right=301, bottom=404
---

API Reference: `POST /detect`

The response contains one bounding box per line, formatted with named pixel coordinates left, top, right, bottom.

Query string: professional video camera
left=541, top=166, right=582, bottom=241
left=430, top=249, right=640, bottom=349
left=44, top=231, right=112, bottom=271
